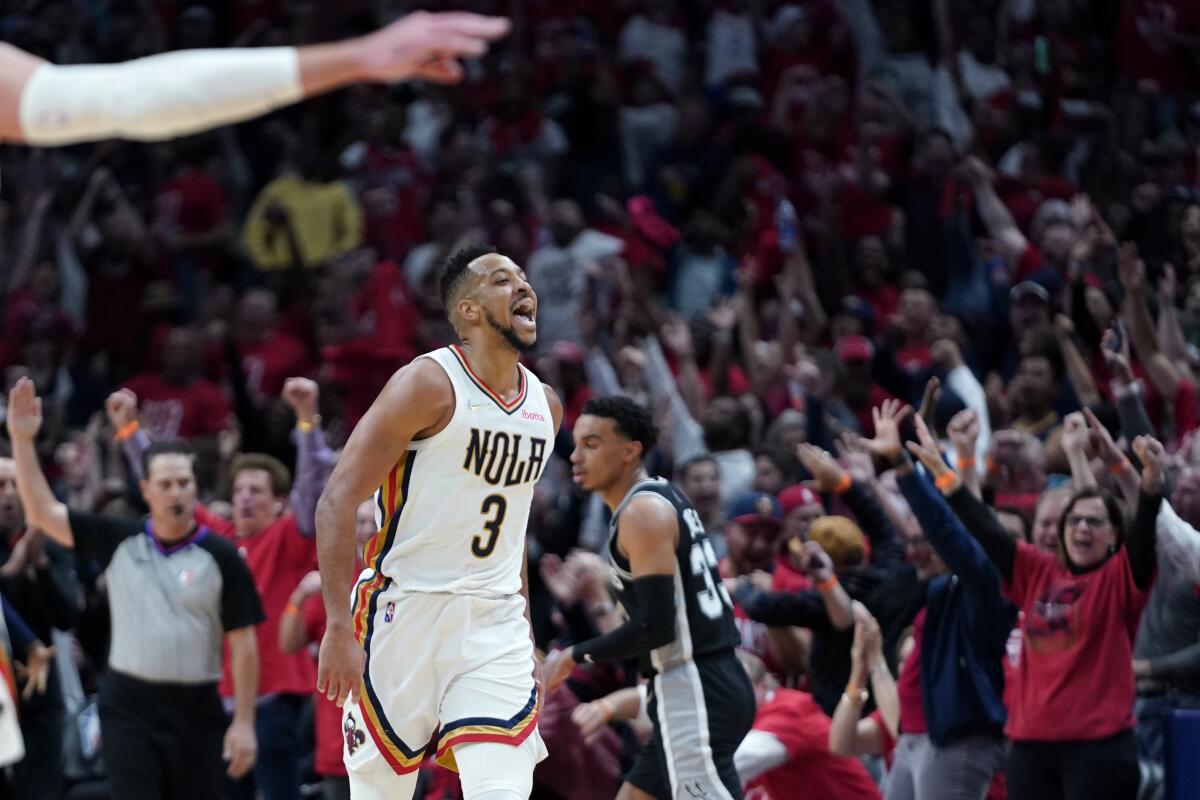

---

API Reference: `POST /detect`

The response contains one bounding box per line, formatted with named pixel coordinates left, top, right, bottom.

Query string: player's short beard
left=483, top=307, right=535, bottom=353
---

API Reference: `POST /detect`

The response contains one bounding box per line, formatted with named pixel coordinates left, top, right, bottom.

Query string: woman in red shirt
left=914, top=433, right=1166, bottom=800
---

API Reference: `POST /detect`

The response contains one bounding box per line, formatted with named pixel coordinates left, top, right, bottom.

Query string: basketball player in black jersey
left=543, top=396, right=754, bottom=800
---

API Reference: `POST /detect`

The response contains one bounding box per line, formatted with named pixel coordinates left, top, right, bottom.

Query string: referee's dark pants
left=99, top=670, right=226, bottom=800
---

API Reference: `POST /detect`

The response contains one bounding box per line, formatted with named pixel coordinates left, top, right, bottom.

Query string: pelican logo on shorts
left=683, top=783, right=713, bottom=799
left=384, top=601, right=396, bottom=623
left=344, top=713, right=366, bottom=755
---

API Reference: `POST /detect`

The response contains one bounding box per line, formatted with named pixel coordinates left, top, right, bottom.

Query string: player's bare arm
left=617, top=495, right=681, bottom=576
left=0, top=12, right=508, bottom=145
left=315, top=358, right=454, bottom=707
left=544, top=495, right=679, bottom=691
left=543, top=385, right=564, bottom=437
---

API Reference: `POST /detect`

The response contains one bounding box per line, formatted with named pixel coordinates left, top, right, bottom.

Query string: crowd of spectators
left=2, top=0, right=1200, bottom=798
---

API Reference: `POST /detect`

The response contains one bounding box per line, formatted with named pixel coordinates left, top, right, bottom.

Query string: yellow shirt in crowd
left=242, top=173, right=364, bottom=270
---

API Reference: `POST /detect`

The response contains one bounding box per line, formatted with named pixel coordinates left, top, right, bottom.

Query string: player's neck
left=456, top=340, right=523, bottom=399
left=601, top=466, right=649, bottom=512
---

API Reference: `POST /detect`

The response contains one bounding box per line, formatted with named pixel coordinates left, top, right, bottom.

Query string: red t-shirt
left=122, top=373, right=232, bottom=440
left=745, top=689, right=881, bottom=800
left=690, top=362, right=751, bottom=399
left=154, top=170, right=228, bottom=239
left=355, top=146, right=428, bottom=259
left=771, top=555, right=812, bottom=593
left=894, top=342, right=932, bottom=375
left=301, top=595, right=346, bottom=777
left=239, top=334, right=312, bottom=404
left=322, top=259, right=421, bottom=426
left=867, top=708, right=895, bottom=768
left=349, top=259, right=419, bottom=364
left=197, top=507, right=319, bottom=699
left=897, top=607, right=927, bottom=735
left=154, top=169, right=229, bottom=274
left=850, top=385, right=899, bottom=438
left=856, top=286, right=898, bottom=327
left=1004, top=543, right=1149, bottom=741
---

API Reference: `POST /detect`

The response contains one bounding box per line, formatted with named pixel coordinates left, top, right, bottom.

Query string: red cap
left=778, top=484, right=822, bottom=515
left=834, top=335, right=875, bottom=363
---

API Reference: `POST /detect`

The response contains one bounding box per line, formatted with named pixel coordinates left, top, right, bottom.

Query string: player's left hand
left=542, top=647, right=576, bottom=694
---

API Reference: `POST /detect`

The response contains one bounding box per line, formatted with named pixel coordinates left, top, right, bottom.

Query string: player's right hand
left=317, top=624, right=366, bottom=708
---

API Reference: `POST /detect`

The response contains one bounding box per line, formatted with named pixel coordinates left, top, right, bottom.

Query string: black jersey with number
left=606, top=477, right=742, bottom=676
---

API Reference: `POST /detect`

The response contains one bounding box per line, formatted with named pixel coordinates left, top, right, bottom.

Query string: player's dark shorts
left=625, top=649, right=756, bottom=800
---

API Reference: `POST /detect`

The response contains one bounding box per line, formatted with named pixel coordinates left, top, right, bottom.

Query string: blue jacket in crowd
left=896, top=467, right=1016, bottom=746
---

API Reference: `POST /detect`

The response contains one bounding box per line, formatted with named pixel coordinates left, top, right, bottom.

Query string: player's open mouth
left=513, top=298, right=536, bottom=330
left=572, top=469, right=585, bottom=484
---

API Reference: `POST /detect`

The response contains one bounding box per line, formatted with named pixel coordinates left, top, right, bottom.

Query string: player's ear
left=457, top=295, right=479, bottom=325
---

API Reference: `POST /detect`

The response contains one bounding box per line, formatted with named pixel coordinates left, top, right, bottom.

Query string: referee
left=5, top=377, right=264, bottom=800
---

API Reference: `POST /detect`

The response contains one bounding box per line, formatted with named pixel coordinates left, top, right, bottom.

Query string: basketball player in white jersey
left=0, top=12, right=507, bottom=147
left=315, top=246, right=562, bottom=800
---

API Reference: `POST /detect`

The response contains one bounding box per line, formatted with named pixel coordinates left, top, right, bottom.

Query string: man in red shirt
left=151, top=141, right=231, bottom=277
left=224, top=289, right=312, bottom=408
left=735, top=650, right=881, bottom=800
left=108, top=377, right=335, bottom=800
left=122, top=326, right=233, bottom=441
left=341, top=101, right=431, bottom=260
left=834, top=336, right=896, bottom=436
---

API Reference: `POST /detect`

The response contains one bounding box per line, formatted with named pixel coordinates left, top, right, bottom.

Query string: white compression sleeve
left=19, top=47, right=303, bottom=146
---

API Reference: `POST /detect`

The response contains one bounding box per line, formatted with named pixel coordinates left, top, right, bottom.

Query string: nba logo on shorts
left=384, top=601, right=396, bottom=623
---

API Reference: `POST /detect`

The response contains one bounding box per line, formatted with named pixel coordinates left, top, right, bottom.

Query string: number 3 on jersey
left=683, top=508, right=732, bottom=620
left=472, top=494, right=507, bottom=558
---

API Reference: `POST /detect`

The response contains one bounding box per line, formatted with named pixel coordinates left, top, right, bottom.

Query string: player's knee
left=454, top=736, right=540, bottom=800
left=346, top=758, right=419, bottom=800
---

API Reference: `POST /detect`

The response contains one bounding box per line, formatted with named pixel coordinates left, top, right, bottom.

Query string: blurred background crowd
left=2, top=0, right=1200, bottom=798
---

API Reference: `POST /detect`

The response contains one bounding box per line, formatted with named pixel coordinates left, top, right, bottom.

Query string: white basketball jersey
left=362, top=345, right=555, bottom=597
